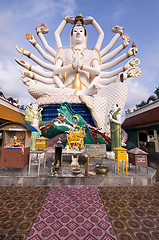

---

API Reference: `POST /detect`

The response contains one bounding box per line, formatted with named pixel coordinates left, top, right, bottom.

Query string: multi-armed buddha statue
left=15, top=13, right=141, bottom=149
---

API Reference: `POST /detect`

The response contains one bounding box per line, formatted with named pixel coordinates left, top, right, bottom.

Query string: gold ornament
left=129, top=58, right=140, bottom=67
left=128, top=66, right=142, bottom=77
left=73, top=72, right=81, bottom=90
left=19, top=47, right=27, bottom=56
left=75, top=13, right=83, bottom=20
left=25, top=33, right=35, bottom=41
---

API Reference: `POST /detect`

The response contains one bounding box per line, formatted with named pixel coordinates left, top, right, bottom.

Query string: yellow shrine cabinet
left=0, top=122, right=37, bottom=172
left=114, top=147, right=128, bottom=175
left=35, top=136, right=48, bottom=150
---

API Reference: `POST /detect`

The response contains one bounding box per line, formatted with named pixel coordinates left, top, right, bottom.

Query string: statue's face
left=72, top=26, right=85, bottom=44
left=112, top=104, right=118, bottom=112
left=32, top=103, right=38, bottom=111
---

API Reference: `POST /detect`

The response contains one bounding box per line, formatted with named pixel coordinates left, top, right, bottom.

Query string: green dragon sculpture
left=40, top=102, right=111, bottom=149
left=136, top=87, right=159, bottom=108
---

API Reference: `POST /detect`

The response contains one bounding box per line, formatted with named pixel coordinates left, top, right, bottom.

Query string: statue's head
left=70, top=13, right=87, bottom=48
left=112, top=104, right=120, bottom=112
left=31, top=102, right=38, bottom=112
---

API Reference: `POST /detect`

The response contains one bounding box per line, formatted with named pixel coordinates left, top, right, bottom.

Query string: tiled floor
left=98, top=183, right=159, bottom=240
left=0, top=184, right=159, bottom=239
left=0, top=186, right=49, bottom=240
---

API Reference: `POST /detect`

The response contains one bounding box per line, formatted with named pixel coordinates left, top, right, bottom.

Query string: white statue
left=15, top=13, right=141, bottom=134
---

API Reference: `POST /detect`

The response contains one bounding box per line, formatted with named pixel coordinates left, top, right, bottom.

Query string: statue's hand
left=25, top=33, right=36, bottom=44
left=20, top=76, right=30, bottom=86
left=128, top=47, right=138, bottom=57
left=111, top=25, right=124, bottom=34
left=127, top=66, right=141, bottom=78
left=84, top=16, right=94, bottom=25
left=74, top=50, right=81, bottom=70
left=116, top=72, right=128, bottom=82
left=15, top=58, right=29, bottom=68
left=122, top=33, right=130, bottom=47
left=109, top=115, right=112, bottom=121
left=65, top=16, right=74, bottom=24
left=36, top=24, right=49, bottom=34
left=16, top=45, right=29, bottom=56
left=124, top=62, right=130, bottom=70
left=76, top=50, right=82, bottom=69
left=123, top=58, right=140, bottom=73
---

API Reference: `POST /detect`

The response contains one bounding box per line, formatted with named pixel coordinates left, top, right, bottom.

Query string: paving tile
left=0, top=186, right=49, bottom=239
left=98, top=183, right=159, bottom=240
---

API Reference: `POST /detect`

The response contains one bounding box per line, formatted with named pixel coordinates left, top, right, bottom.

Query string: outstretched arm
left=101, top=33, right=130, bottom=64
left=21, top=70, right=55, bottom=84
left=100, top=58, right=132, bottom=78
left=92, top=19, right=104, bottom=51
left=84, top=16, right=104, bottom=51
left=100, top=46, right=137, bottom=71
left=54, top=16, right=74, bottom=49
left=54, top=19, right=67, bottom=49
left=25, top=33, right=55, bottom=64
left=36, top=24, right=56, bottom=57
left=99, top=71, right=128, bottom=85
left=15, top=59, right=54, bottom=78
left=100, top=25, right=124, bottom=57
left=16, top=46, right=54, bottom=71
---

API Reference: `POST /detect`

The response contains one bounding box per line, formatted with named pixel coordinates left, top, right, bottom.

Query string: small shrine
left=0, top=122, right=37, bottom=172
left=128, top=147, right=148, bottom=174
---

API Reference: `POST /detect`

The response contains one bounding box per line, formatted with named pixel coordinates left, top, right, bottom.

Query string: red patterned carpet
left=27, top=186, right=117, bottom=240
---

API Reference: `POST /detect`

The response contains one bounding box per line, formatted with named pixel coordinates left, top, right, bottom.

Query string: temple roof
left=0, top=97, right=25, bottom=124
left=0, top=122, right=37, bottom=132
left=128, top=147, right=148, bottom=155
left=122, top=100, right=159, bottom=130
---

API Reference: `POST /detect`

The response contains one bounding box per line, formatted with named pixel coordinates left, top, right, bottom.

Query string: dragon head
left=54, top=102, right=87, bottom=131
left=40, top=102, right=88, bottom=139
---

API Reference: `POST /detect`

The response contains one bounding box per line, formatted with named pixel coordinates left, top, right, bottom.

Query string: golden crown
left=74, top=13, right=84, bottom=26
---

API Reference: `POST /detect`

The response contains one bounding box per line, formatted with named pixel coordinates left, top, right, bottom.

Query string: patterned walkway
left=0, top=184, right=159, bottom=239
left=27, top=186, right=117, bottom=239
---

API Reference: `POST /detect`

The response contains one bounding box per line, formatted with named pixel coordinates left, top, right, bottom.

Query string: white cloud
left=125, top=79, right=150, bottom=110
left=12, top=0, right=77, bottom=20
left=0, top=60, right=34, bottom=105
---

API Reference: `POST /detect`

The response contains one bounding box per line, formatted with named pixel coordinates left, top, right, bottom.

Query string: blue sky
left=0, top=0, right=159, bottom=120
